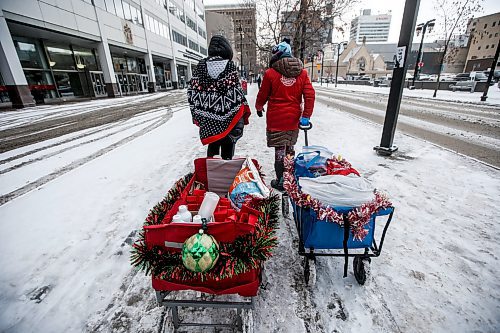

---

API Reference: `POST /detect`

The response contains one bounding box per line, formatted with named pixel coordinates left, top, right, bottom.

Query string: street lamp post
left=335, top=42, right=348, bottom=88
left=480, top=40, right=500, bottom=102
left=238, top=23, right=244, bottom=78
left=411, top=19, right=435, bottom=87
left=374, top=0, right=421, bottom=156
left=318, top=49, right=325, bottom=86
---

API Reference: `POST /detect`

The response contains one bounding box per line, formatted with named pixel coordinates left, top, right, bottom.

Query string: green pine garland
left=131, top=174, right=280, bottom=282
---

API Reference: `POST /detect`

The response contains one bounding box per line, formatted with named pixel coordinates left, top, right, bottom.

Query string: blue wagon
left=282, top=123, right=395, bottom=285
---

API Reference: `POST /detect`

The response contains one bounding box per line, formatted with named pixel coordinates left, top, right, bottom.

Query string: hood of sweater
left=271, top=57, right=303, bottom=78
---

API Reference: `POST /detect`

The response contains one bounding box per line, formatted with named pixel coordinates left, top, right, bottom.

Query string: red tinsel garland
left=283, top=155, right=392, bottom=241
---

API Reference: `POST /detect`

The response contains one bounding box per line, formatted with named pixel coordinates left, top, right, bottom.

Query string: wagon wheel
left=353, top=256, right=371, bottom=285
left=303, top=257, right=317, bottom=286
left=303, top=257, right=310, bottom=285
left=242, top=308, right=254, bottom=333
left=281, top=194, right=289, bottom=218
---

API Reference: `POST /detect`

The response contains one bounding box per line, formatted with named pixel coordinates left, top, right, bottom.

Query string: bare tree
left=290, top=0, right=357, bottom=62
left=242, top=0, right=357, bottom=67
left=432, top=0, right=483, bottom=97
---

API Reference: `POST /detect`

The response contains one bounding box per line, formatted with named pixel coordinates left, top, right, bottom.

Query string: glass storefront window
left=113, top=56, right=127, bottom=72
left=46, top=43, right=76, bottom=70
left=14, top=39, right=47, bottom=69
left=24, top=70, right=57, bottom=99
left=127, top=58, right=137, bottom=73
left=137, top=58, right=146, bottom=74
left=52, top=72, right=84, bottom=97
left=73, top=47, right=99, bottom=71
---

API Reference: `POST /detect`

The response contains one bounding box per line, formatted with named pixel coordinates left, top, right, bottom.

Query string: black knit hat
left=208, top=35, right=233, bottom=60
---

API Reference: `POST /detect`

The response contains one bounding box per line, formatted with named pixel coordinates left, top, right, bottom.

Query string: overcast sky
left=204, top=0, right=500, bottom=43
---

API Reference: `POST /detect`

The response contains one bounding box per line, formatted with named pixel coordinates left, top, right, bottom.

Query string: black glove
left=257, top=110, right=263, bottom=117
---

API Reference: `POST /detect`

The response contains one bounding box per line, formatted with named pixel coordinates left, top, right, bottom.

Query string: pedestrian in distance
left=255, top=38, right=315, bottom=191
left=187, top=35, right=251, bottom=160
left=257, top=74, right=262, bottom=89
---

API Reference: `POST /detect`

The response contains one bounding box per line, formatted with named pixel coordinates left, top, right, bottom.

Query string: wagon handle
left=299, top=122, right=313, bottom=146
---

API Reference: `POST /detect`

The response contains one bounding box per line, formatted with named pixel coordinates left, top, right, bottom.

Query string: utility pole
left=319, top=49, right=324, bottom=86
left=334, top=42, right=347, bottom=88
left=239, top=23, right=244, bottom=78
left=374, top=0, right=420, bottom=156
left=480, top=40, right=500, bottom=102
left=411, top=19, right=435, bottom=87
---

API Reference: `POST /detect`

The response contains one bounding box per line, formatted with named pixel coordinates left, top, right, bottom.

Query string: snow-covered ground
left=314, top=81, right=500, bottom=106
left=0, top=85, right=499, bottom=333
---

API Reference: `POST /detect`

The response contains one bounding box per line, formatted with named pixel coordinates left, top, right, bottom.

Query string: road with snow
left=315, top=85, right=500, bottom=167
left=0, top=92, right=187, bottom=205
left=0, top=85, right=498, bottom=333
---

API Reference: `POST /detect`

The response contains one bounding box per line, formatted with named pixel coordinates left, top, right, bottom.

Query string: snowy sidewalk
left=0, top=85, right=499, bottom=333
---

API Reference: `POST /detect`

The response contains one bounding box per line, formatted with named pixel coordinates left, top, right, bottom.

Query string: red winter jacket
left=255, top=57, right=315, bottom=131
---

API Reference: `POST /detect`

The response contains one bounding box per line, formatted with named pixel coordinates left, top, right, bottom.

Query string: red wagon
left=132, top=157, right=278, bottom=331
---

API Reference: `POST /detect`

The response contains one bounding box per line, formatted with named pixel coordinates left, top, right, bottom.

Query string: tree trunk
left=293, top=0, right=308, bottom=62
left=433, top=42, right=449, bottom=98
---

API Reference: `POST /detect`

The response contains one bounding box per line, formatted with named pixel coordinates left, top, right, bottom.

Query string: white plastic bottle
left=198, top=192, right=219, bottom=221
left=172, top=214, right=183, bottom=223
left=177, top=205, right=192, bottom=222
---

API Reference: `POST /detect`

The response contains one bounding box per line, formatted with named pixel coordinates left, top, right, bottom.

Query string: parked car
left=448, top=81, right=476, bottom=92
left=417, top=74, right=432, bottom=81
left=483, top=70, right=500, bottom=82
left=440, top=74, right=456, bottom=81
left=378, top=76, right=392, bottom=87
left=454, top=72, right=488, bottom=81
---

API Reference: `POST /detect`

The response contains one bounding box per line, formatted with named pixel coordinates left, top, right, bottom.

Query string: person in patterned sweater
left=255, top=39, right=315, bottom=191
left=188, top=35, right=251, bottom=160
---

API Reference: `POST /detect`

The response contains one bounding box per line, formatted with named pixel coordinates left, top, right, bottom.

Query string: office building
left=205, top=3, right=256, bottom=77
left=349, top=9, right=391, bottom=43
left=465, top=12, right=500, bottom=72
left=205, top=11, right=236, bottom=56
left=0, top=0, right=207, bottom=108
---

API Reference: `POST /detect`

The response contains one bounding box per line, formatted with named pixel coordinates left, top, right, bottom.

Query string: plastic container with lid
left=177, top=205, right=192, bottom=222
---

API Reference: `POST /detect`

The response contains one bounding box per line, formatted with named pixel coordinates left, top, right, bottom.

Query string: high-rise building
left=0, top=0, right=207, bottom=108
left=205, top=3, right=256, bottom=77
left=349, top=9, right=391, bottom=43
left=205, top=11, right=236, bottom=56
left=465, top=12, right=500, bottom=72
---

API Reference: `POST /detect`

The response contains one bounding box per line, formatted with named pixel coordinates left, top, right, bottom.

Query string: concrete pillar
left=0, top=15, right=35, bottom=108
left=170, top=58, right=178, bottom=89
left=187, top=60, right=193, bottom=81
left=97, top=39, right=119, bottom=97
left=144, top=51, right=156, bottom=92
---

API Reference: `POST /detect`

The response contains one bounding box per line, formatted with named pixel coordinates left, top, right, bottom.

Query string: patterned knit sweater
left=187, top=57, right=250, bottom=145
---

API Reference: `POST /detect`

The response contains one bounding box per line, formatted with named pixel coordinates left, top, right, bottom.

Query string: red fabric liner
left=145, top=157, right=267, bottom=296
left=152, top=268, right=260, bottom=297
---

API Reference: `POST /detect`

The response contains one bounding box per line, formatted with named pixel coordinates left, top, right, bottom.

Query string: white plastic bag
left=301, top=145, right=334, bottom=162
left=298, top=175, right=375, bottom=207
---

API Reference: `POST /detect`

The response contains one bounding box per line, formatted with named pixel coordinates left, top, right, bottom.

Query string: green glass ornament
left=182, top=229, right=219, bottom=272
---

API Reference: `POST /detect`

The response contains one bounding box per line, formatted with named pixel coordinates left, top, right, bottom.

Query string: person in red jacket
left=255, top=40, right=315, bottom=190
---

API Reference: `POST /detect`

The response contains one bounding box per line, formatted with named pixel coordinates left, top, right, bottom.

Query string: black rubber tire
left=303, top=257, right=310, bottom=285
left=282, top=194, right=289, bottom=217
left=353, top=256, right=370, bottom=285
